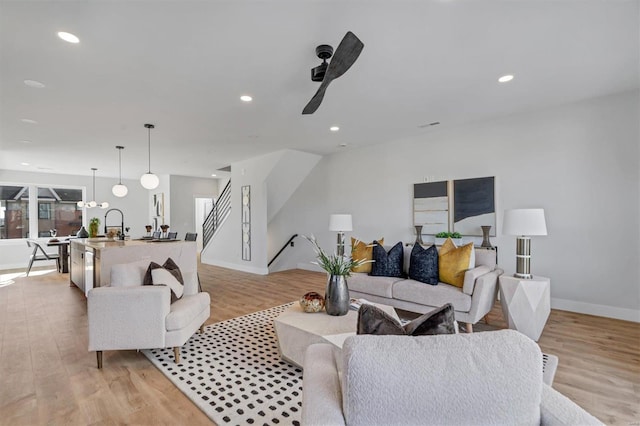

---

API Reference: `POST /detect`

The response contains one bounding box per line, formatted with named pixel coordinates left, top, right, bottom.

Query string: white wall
left=169, top=175, right=219, bottom=239
left=201, top=149, right=321, bottom=274
left=268, top=90, right=640, bottom=322
left=0, top=169, right=150, bottom=269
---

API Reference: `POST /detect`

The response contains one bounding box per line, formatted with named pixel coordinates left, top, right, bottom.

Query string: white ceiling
left=1, top=1, right=638, bottom=180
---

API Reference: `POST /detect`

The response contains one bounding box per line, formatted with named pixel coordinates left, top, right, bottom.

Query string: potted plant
left=89, top=217, right=100, bottom=238
left=435, top=231, right=463, bottom=246
left=304, top=235, right=371, bottom=316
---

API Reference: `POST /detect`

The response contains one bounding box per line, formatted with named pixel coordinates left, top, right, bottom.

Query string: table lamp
left=502, top=208, right=547, bottom=279
left=329, top=214, right=353, bottom=256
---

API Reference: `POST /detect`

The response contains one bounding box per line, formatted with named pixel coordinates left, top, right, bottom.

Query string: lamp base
left=513, top=272, right=533, bottom=279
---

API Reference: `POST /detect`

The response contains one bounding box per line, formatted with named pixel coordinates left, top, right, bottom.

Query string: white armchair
left=302, top=330, right=602, bottom=425
left=87, top=258, right=210, bottom=368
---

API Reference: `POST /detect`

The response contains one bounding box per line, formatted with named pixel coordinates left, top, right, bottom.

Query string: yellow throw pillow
left=351, top=237, right=384, bottom=273
left=438, top=238, right=474, bottom=288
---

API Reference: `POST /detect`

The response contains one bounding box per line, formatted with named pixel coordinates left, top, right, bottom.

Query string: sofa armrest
left=87, top=285, right=171, bottom=351
left=302, top=344, right=346, bottom=426
left=466, top=268, right=503, bottom=323
left=541, top=384, right=603, bottom=425
left=463, top=265, right=492, bottom=295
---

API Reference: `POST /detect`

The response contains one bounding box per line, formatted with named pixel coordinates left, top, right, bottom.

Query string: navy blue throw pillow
left=409, top=244, right=439, bottom=285
left=369, top=241, right=404, bottom=277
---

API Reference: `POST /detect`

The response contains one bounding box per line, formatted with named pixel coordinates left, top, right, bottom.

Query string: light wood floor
left=0, top=264, right=638, bottom=425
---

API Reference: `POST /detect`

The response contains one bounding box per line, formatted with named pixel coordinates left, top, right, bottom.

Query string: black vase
left=325, top=275, right=349, bottom=316
left=77, top=226, right=89, bottom=238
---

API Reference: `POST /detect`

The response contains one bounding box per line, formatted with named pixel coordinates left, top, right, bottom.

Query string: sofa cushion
left=475, top=248, right=497, bottom=269
left=370, top=241, right=404, bottom=278
left=393, top=279, right=472, bottom=312
left=357, top=303, right=456, bottom=336
left=438, top=239, right=474, bottom=287
left=348, top=273, right=403, bottom=298
left=165, top=293, right=210, bottom=331
left=408, top=244, right=439, bottom=285
left=350, top=237, right=383, bottom=273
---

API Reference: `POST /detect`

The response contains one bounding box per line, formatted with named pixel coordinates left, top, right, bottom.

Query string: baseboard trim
left=297, top=263, right=323, bottom=273
left=203, top=259, right=269, bottom=276
left=551, top=297, right=640, bottom=323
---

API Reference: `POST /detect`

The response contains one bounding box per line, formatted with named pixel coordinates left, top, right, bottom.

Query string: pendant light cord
left=147, top=126, right=152, bottom=173
left=117, top=146, right=123, bottom=184
left=91, top=168, right=96, bottom=200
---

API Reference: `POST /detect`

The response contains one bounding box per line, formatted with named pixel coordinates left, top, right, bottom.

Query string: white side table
left=499, top=275, right=550, bottom=341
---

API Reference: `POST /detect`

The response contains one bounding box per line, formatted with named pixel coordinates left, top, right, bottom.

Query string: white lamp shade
left=87, top=200, right=97, bottom=208
left=77, top=201, right=85, bottom=207
left=99, top=202, right=109, bottom=209
left=112, top=183, right=128, bottom=197
left=503, top=208, right=547, bottom=236
left=329, top=214, right=353, bottom=232
left=140, top=173, right=159, bottom=190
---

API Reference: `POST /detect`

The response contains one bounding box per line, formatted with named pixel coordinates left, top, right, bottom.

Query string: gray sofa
left=302, top=330, right=603, bottom=425
left=348, top=245, right=502, bottom=332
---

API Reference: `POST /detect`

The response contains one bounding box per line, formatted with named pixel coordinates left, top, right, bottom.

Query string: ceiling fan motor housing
left=311, top=44, right=333, bottom=81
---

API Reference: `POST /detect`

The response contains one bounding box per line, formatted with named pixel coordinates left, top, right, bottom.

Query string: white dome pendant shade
left=78, top=168, right=109, bottom=209
left=140, top=123, right=159, bottom=190
left=112, top=145, right=128, bottom=197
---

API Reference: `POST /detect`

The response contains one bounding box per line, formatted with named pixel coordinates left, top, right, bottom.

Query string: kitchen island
left=69, top=238, right=196, bottom=296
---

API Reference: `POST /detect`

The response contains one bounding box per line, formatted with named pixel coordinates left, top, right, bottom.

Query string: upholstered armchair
left=87, top=257, right=210, bottom=368
left=302, top=330, right=602, bottom=425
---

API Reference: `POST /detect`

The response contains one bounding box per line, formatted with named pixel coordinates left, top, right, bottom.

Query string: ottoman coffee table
left=273, top=302, right=399, bottom=368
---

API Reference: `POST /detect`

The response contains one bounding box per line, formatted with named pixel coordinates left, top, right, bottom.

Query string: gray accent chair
left=302, top=330, right=602, bottom=426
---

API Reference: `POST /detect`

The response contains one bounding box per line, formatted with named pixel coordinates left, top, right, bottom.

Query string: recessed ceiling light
left=20, top=162, right=30, bottom=166
left=330, top=126, right=340, bottom=132
left=498, top=74, right=514, bottom=83
left=211, top=174, right=217, bottom=177
left=339, top=143, right=347, bottom=147
left=19, top=140, right=32, bottom=144
left=240, top=95, right=253, bottom=102
left=20, top=118, right=38, bottom=124
left=24, top=80, right=45, bottom=88
left=57, top=31, right=80, bottom=43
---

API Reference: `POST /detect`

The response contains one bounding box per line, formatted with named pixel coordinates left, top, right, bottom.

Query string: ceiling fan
left=302, top=31, right=364, bottom=115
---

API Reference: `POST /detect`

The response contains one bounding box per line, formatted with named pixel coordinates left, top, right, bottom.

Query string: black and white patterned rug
left=142, top=304, right=302, bottom=426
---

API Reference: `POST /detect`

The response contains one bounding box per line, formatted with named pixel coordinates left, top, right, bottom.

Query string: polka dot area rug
left=142, top=303, right=302, bottom=426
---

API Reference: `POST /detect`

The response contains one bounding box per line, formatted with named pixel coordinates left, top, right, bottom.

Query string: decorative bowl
left=299, top=292, right=325, bottom=313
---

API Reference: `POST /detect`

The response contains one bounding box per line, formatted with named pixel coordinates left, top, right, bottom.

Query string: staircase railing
left=268, top=234, right=298, bottom=267
left=203, top=180, right=231, bottom=248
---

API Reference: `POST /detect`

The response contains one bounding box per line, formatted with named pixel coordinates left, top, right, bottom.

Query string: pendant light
left=78, top=168, right=109, bottom=209
left=112, top=146, right=128, bottom=197
left=140, top=123, right=159, bottom=190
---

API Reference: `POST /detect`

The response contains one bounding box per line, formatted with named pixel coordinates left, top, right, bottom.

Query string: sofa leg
left=96, top=351, right=103, bottom=369
left=173, top=347, right=180, bottom=364
left=484, top=314, right=490, bottom=325
left=465, top=323, right=473, bottom=333
left=199, top=324, right=205, bottom=334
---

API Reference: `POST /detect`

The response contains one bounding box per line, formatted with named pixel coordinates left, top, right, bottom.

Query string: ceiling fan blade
left=302, top=31, right=364, bottom=115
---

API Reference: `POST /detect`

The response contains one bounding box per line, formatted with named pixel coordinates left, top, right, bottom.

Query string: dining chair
left=152, top=231, right=161, bottom=239
left=185, top=232, right=198, bottom=241
left=168, top=232, right=178, bottom=240
left=26, top=240, right=60, bottom=276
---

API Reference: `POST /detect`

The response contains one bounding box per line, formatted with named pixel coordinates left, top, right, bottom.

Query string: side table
left=499, top=275, right=550, bottom=341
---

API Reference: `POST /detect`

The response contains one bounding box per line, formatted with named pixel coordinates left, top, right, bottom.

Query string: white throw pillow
left=110, top=260, right=148, bottom=287
left=151, top=267, right=184, bottom=299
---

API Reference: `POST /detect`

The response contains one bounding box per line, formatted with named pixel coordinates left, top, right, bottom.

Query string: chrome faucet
left=104, top=208, right=125, bottom=240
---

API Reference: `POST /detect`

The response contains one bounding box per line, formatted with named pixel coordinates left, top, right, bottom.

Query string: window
left=0, top=186, right=30, bottom=239
left=37, top=187, right=83, bottom=237
left=0, top=184, right=83, bottom=240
